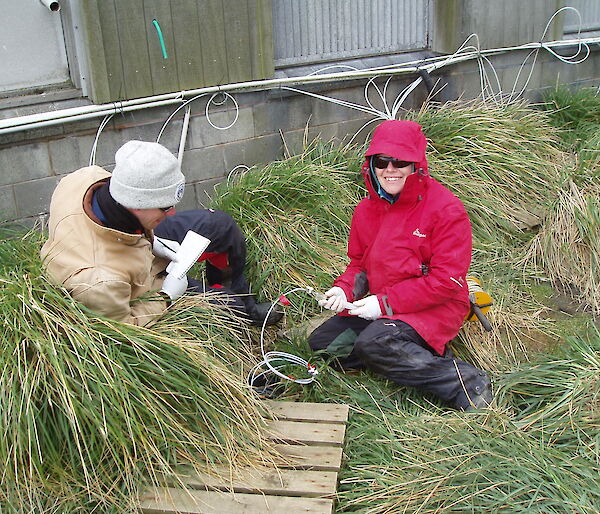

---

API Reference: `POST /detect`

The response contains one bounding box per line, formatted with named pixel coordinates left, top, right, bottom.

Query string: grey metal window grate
left=564, top=0, right=600, bottom=35
left=272, top=0, right=429, bottom=67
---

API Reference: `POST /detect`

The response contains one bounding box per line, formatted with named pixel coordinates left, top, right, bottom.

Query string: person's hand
left=153, top=236, right=181, bottom=261
left=319, top=286, right=349, bottom=313
left=348, top=295, right=382, bottom=320
left=160, top=273, right=188, bottom=300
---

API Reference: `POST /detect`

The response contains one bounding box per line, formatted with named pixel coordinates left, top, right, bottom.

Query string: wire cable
left=247, top=287, right=321, bottom=394
left=156, top=91, right=239, bottom=143
left=89, top=114, right=113, bottom=166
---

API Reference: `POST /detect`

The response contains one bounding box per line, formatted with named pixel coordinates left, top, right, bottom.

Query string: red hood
left=366, top=120, right=428, bottom=168
left=361, top=120, right=429, bottom=199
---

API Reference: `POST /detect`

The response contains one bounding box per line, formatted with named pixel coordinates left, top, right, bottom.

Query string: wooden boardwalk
left=139, top=401, right=349, bottom=514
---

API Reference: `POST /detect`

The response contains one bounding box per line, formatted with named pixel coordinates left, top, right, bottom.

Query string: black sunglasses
left=372, top=155, right=413, bottom=169
left=159, top=205, right=174, bottom=212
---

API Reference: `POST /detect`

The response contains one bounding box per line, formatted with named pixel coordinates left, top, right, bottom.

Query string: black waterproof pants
left=155, top=209, right=258, bottom=317
left=309, top=316, right=491, bottom=410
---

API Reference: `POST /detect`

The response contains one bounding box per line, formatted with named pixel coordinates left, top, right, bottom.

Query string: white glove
left=160, top=273, right=188, bottom=301
left=348, top=295, right=382, bottom=320
left=153, top=236, right=181, bottom=261
left=319, top=286, right=349, bottom=313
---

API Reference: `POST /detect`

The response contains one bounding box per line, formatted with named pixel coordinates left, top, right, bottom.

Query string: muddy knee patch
left=326, top=328, right=358, bottom=358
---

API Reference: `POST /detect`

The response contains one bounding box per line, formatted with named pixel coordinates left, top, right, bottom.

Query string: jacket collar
left=395, top=170, right=428, bottom=206
left=82, top=180, right=147, bottom=245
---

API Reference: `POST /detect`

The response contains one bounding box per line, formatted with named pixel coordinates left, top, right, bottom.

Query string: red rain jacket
left=333, top=120, right=472, bottom=355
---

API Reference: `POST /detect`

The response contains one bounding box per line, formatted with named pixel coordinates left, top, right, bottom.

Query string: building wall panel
left=564, top=0, right=600, bottom=34
left=79, top=0, right=274, bottom=103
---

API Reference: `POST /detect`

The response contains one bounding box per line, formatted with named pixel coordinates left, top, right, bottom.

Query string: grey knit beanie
left=109, top=140, right=185, bottom=209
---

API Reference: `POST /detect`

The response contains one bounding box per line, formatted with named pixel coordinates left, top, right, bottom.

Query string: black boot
left=249, top=302, right=284, bottom=326
left=460, top=371, right=493, bottom=411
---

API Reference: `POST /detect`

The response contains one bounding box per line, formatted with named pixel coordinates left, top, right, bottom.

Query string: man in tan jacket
left=41, top=140, right=282, bottom=327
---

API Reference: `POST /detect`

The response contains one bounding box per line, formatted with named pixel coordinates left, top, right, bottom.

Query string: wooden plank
left=274, top=444, right=344, bottom=472
left=247, top=0, right=275, bottom=80
left=197, top=0, right=228, bottom=85
left=170, top=1, right=205, bottom=90
left=100, top=0, right=129, bottom=101
left=80, top=0, right=114, bottom=104
left=265, top=401, right=349, bottom=424
left=265, top=420, right=346, bottom=446
left=114, top=0, right=153, bottom=99
left=223, top=0, right=252, bottom=84
left=139, top=402, right=347, bottom=513
left=181, top=468, right=338, bottom=498
left=143, top=0, right=179, bottom=96
left=139, top=487, right=333, bottom=514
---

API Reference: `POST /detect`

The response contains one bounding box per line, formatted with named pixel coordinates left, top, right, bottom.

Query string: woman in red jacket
left=309, top=120, right=492, bottom=410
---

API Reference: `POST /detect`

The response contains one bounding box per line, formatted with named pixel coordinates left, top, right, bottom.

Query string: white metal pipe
left=177, top=106, right=191, bottom=167
left=0, top=68, right=419, bottom=134
left=0, top=98, right=189, bottom=135
left=0, top=36, right=598, bottom=136
left=39, top=0, right=60, bottom=12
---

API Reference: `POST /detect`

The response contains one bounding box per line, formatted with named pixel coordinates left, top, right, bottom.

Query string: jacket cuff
left=159, top=291, right=172, bottom=307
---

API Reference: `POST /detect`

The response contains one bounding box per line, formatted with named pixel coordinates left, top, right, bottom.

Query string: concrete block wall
left=0, top=46, right=598, bottom=226
left=435, top=48, right=600, bottom=104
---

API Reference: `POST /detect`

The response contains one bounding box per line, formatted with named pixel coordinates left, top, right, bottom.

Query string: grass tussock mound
left=213, top=140, right=364, bottom=320
left=542, top=86, right=600, bottom=155
left=0, top=230, right=275, bottom=513
left=410, top=100, right=565, bottom=244
left=523, top=180, right=600, bottom=314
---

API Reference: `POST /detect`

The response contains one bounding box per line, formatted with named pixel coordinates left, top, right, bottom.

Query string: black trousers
left=309, top=316, right=490, bottom=410
left=155, top=209, right=259, bottom=318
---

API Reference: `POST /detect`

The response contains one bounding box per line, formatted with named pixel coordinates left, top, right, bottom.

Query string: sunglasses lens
left=373, top=156, right=387, bottom=168
left=373, top=156, right=412, bottom=169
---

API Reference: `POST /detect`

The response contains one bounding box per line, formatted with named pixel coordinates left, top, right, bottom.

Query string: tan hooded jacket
left=40, top=166, right=169, bottom=326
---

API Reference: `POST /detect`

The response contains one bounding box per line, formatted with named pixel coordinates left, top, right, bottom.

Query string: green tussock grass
left=522, top=180, right=600, bottom=314
left=542, top=86, right=600, bottom=184
left=542, top=86, right=600, bottom=152
left=0, top=229, right=277, bottom=513
left=212, top=139, right=364, bottom=321
left=528, top=87, right=600, bottom=316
